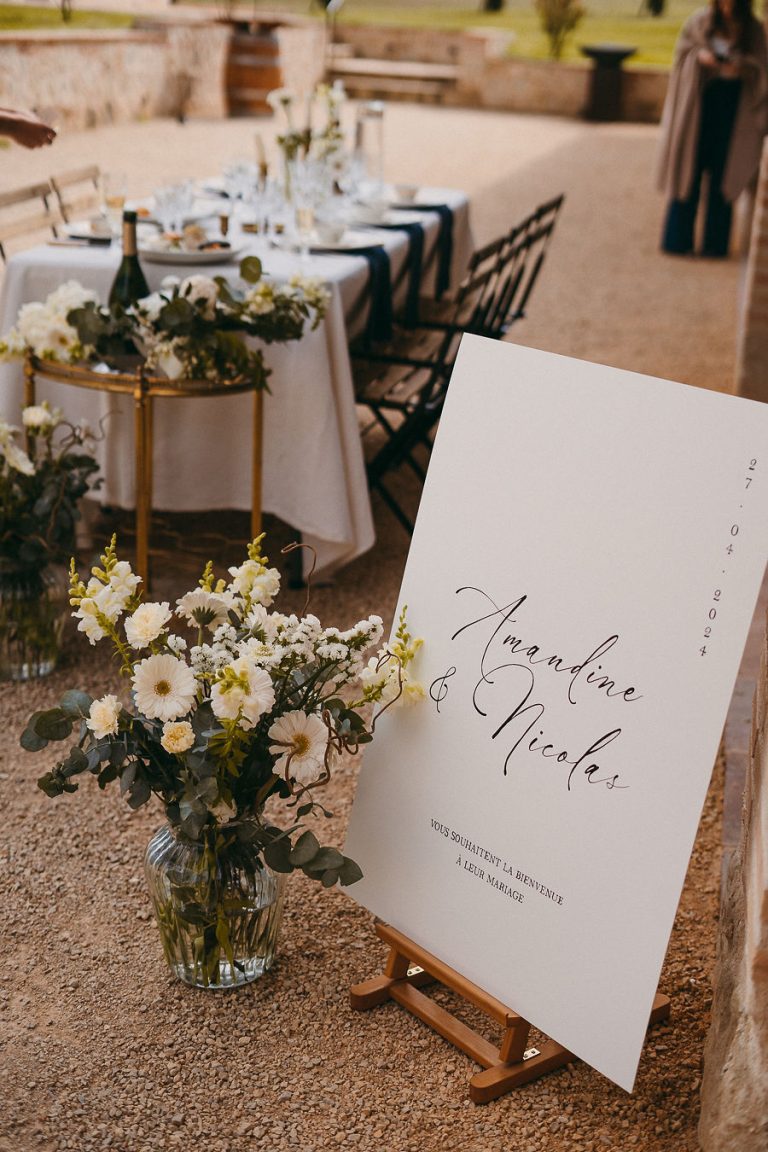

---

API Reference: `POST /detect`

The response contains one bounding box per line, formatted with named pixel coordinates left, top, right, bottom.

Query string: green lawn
left=0, top=0, right=695, bottom=67
left=266, top=0, right=697, bottom=66
left=0, top=3, right=132, bottom=30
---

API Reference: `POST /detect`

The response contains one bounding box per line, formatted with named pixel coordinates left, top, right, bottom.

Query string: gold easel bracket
left=350, top=922, right=671, bottom=1104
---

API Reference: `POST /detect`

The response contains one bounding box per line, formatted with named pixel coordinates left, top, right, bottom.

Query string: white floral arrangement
left=267, top=80, right=347, bottom=166
left=0, top=257, right=330, bottom=389
left=23, top=535, right=424, bottom=885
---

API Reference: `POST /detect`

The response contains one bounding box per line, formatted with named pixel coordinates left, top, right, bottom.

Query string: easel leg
left=350, top=924, right=671, bottom=1105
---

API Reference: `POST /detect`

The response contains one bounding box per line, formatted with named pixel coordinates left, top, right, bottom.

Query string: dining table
left=0, top=184, right=473, bottom=579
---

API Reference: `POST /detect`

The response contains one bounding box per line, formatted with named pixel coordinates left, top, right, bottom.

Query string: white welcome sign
left=345, top=336, right=768, bottom=1092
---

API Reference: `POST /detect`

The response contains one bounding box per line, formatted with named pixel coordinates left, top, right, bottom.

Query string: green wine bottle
left=108, top=210, right=149, bottom=309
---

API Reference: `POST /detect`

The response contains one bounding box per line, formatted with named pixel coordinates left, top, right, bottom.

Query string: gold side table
left=24, top=353, right=264, bottom=589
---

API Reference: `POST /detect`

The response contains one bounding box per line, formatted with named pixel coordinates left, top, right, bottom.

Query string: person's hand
left=0, top=109, right=57, bottom=149
left=697, top=47, right=718, bottom=68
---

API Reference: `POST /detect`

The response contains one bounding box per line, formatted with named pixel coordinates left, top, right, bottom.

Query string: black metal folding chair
left=353, top=194, right=565, bottom=533
left=482, top=194, right=565, bottom=338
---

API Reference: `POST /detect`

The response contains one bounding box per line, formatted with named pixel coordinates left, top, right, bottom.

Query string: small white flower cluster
left=0, top=280, right=96, bottom=363
left=286, top=275, right=330, bottom=315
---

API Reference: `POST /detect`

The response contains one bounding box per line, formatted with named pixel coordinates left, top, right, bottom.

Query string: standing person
left=0, top=107, right=57, bottom=149
left=657, top=0, right=768, bottom=257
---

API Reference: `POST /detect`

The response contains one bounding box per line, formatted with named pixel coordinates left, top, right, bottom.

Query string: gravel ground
left=0, top=104, right=739, bottom=1151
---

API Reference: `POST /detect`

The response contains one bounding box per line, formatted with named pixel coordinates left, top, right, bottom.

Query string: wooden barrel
left=225, top=24, right=284, bottom=117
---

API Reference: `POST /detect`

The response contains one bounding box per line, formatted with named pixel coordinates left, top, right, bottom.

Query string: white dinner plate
left=349, top=208, right=422, bottom=228
left=308, top=229, right=385, bottom=252
left=139, top=246, right=243, bottom=266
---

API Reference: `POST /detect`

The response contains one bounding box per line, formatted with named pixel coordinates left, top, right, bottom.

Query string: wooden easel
left=350, top=923, right=671, bottom=1104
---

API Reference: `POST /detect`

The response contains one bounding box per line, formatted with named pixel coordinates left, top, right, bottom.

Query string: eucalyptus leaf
left=264, top=837, right=294, bottom=873
left=239, top=255, right=263, bottom=284
left=59, top=690, right=93, bottom=719
left=308, top=846, right=344, bottom=871
left=126, top=776, right=151, bottom=810
left=288, top=829, right=321, bottom=866
left=20, top=721, right=48, bottom=753
left=97, top=763, right=120, bottom=790
left=338, top=857, right=364, bottom=886
left=33, top=708, right=73, bottom=742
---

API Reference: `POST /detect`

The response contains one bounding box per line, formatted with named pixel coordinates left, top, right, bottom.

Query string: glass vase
left=144, top=820, right=286, bottom=990
left=0, top=563, right=69, bottom=681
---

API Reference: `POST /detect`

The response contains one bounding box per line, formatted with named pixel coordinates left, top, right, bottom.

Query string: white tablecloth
left=0, top=188, right=472, bottom=577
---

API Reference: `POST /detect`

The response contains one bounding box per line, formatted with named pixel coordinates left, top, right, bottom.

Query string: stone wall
left=736, top=141, right=768, bottom=403
left=0, top=26, right=231, bottom=130
left=699, top=628, right=768, bottom=1137
left=333, top=22, right=668, bottom=123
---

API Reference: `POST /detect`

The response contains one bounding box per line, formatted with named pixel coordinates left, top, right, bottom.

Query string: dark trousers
left=662, top=78, right=742, bottom=257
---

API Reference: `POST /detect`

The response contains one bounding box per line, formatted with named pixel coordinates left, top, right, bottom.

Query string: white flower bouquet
left=0, top=257, right=330, bottom=390
left=267, top=81, right=347, bottom=170
left=23, top=535, right=423, bottom=874
left=21, top=535, right=423, bottom=986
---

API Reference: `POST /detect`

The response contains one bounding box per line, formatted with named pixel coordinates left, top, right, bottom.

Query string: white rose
left=136, top=292, right=166, bottom=323
left=180, top=276, right=219, bottom=319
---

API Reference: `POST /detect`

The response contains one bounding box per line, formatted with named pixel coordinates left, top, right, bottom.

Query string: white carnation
left=124, top=601, right=172, bottom=649
left=160, top=720, right=195, bottom=754
left=86, top=694, right=122, bottom=740
left=22, top=403, right=60, bottom=430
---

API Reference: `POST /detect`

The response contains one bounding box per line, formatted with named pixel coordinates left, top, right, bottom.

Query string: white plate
left=349, top=208, right=420, bottom=228
left=308, top=229, right=384, bottom=252
left=139, top=246, right=243, bottom=266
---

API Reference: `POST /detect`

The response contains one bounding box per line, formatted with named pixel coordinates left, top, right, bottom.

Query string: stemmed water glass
left=290, top=158, right=333, bottom=262
left=100, top=171, right=127, bottom=236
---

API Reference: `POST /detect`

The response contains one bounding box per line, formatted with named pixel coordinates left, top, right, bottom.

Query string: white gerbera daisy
left=210, top=656, right=275, bottom=729
left=176, top=588, right=233, bottom=632
left=86, top=694, right=122, bottom=740
left=132, top=653, right=197, bottom=722
left=268, top=710, right=329, bottom=785
left=124, top=601, right=172, bottom=649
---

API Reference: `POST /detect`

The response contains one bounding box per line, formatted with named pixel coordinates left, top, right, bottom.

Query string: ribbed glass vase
left=144, top=820, right=286, bottom=990
left=0, top=563, right=69, bottom=681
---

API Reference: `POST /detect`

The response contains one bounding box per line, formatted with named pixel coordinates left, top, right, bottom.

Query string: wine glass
left=100, top=171, right=127, bottom=235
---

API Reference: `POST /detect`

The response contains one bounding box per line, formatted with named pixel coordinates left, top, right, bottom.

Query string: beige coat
left=657, top=7, right=768, bottom=202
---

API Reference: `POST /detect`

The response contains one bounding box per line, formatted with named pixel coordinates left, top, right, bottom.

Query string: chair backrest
left=0, top=181, right=63, bottom=262
left=50, top=164, right=102, bottom=224
left=485, top=194, right=565, bottom=339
